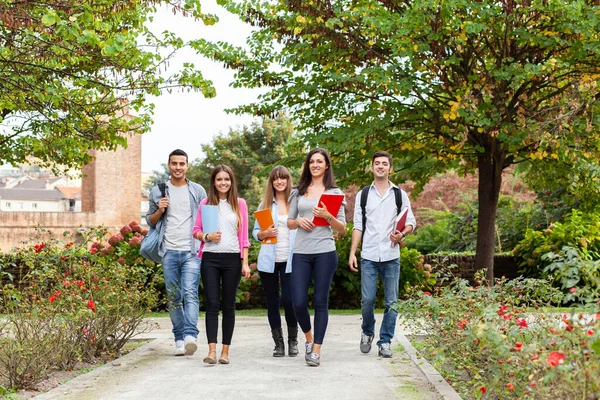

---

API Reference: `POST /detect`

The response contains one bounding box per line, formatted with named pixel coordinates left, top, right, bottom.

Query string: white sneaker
left=184, top=336, right=197, bottom=356
left=174, top=340, right=185, bottom=356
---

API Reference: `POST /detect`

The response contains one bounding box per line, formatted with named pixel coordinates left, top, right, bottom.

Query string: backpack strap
left=360, top=185, right=370, bottom=231
left=157, top=183, right=167, bottom=220
left=393, top=186, right=403, bottom=216
left=361, top=185, right=403, bottom=231
left=158, top=183, right=167, bottom=198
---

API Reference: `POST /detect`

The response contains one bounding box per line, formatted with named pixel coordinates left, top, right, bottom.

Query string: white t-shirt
left=275, top=214, right=290, bottom=262
left=164, top=182, right=192, bottom=251
left=204, top=199, right=240, bottom=253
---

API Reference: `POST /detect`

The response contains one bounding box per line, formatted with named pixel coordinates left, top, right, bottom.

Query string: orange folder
left=313, top=193, right=345, bottom=226
left=254, top=209, right=277, bottom=244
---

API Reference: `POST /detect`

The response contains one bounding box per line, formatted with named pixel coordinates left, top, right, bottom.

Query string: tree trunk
left=475, top=150, right=504, bottom=285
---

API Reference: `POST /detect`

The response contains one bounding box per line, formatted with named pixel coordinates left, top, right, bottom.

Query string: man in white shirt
left=349, top=151, right=416, bottom=358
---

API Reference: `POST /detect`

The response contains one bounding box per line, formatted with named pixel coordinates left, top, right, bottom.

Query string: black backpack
left=360, top=185, right=402, bottom=230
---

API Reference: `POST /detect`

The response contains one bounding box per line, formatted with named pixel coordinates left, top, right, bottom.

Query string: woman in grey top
left=288, top=148, right=346, bottom=367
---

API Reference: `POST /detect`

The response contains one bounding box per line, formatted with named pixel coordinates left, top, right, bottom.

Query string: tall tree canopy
left=195, top=0, right=600, bottom=279
left=0, top=0, right=216, bottom=171
left=187, top=114, right=296, bottom=210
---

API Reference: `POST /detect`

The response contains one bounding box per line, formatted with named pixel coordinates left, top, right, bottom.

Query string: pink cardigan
left=192, top=197, right=250, bottom=259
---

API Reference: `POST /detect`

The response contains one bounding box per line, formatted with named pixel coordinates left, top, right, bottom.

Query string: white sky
left=141, top=2, right=263, bottom=172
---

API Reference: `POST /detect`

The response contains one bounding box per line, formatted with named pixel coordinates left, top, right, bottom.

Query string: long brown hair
left=207, top=165, right=241, bottom=229
left=259, top=166, right=292, bottom=210
left=296, top=148, right=337, bottom=196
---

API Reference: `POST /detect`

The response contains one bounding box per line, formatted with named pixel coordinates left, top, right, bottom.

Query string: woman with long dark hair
left=192, top=165, right=251, bottom=365
left=252, top=166, right=299, bottom=357
left=288, top=148, right=346, bottom=366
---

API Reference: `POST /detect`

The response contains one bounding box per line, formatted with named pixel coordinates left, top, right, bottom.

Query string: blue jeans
left=162, top=250, right=201, bottom=341
left=360, top=258, right=400, bottom=346
left=291, top=251, right=338, bottom=345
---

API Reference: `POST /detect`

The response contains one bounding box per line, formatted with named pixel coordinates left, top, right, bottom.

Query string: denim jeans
left=162, top=250, right=201, bottom=341
left=291, top=251, right=338, bottom=345
left=360, top=258, right=400, bottom=346
left=259, top=262, right=297, bottom=330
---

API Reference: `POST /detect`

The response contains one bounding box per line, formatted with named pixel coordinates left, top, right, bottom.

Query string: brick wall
left=0, top=106, right=142, bottom=252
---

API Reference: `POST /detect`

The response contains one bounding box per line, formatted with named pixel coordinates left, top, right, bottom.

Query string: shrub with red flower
left=547, top=351, right=565, bottom=367
left=108, top=234, right=124, bottom=246
left=120, top=225, right=133, bottom=236
left=87, top=299, right=96, bottom=313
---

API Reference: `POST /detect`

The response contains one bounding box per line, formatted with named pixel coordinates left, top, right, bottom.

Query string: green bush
left=513, top=210, right=600, bottom=277
left=542, top=246, right=600, bottom=305
left=398, top=272, right=600, bottom=399
left=0, top=225, right=159, bottom=390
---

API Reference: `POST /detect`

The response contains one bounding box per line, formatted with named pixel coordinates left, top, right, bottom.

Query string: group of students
left=145, top=148, right=416, bottom=367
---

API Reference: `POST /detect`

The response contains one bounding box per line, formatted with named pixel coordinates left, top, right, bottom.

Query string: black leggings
left=259, top=262, right=297, bottom=330
left=201, top=252, right=242, bottom=345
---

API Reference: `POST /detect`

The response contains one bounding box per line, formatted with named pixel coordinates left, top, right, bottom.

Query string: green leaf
left=41, top=13, right=58, bottom=26
left=592, top=339, right=600, bottom=355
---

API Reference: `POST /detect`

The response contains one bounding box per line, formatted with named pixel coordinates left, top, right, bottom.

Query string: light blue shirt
left=252, top=200, right=296, bottom=273
left=353, top=182, right=416, bottom=263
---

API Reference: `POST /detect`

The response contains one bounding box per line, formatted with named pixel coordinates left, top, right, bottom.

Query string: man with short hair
left=349, top=151, right=416, bottom=358
left=146, top=149, right=206, bottom=356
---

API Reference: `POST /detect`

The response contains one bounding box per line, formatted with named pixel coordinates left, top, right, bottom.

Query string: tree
left=187, top=114, right=296, bottom=210
left=0, top=0, right=216, bottom=171
left=195, top=0, right=600, bottom=281
left=145, top=163, right=170, bottom=191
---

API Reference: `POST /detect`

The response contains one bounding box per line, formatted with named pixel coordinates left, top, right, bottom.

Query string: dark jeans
left=291, top=251, right=338, bottom=345
left=259, top=262, right=297, bottom=330
left=201, top=252, right=241, bottom=345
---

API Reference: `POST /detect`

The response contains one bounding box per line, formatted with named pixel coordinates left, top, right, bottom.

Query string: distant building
left=0, top=188, right=70, bottom=212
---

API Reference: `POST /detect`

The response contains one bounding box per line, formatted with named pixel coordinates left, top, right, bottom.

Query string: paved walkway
left=36, top=315, right=448, bottom=400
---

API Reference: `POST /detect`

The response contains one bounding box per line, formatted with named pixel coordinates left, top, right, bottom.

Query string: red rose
left=87, top=299, right=96, bottom=313
left=547, top=351, right=565, bottom=367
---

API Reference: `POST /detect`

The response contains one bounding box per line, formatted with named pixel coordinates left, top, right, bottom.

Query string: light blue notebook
left=201, top=205, right=219, bottom=233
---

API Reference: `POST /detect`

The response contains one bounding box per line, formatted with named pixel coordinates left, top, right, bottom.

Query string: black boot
left=271, top=328, right=285, bottom=357
left=288, top=326, right=299, bottom=357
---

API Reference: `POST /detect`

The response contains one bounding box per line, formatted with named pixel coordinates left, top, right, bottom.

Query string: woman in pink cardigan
left=192, top=165, right=250, bottom=365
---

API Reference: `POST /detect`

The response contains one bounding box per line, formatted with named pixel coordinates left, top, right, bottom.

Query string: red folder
left=391, top=207, right=408, bottom=247
left=254, top=209, right=277, bottom=244
left=313, top=193, right=344, bottom=226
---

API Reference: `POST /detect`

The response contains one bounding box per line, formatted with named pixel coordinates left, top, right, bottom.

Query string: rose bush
left=0, top=224, right=160, bottom=390
left=399, top=269, right=600, bottom=399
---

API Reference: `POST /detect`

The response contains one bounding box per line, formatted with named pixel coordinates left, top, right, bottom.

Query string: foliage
left=513, top=210, right=600, bottom=277
left=399, top=271, right=600, bottom=399
left=0, top=226, right=159, bottom=390
left=198, top=0, right=600, bottom=279
left=187, top=114, right=296, bottom=211
left=408, top=194, right=550, bottom=255
left=542, top=246, right=600, bottom=305
left=145, top=163, right=170, bottom=191
left=330, top=225, right=435, bottom=308
left=0, top=0, right=217, bottom=171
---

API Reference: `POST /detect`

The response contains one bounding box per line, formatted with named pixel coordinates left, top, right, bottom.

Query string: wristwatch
left=400, top=232, right=405, bottom=239
left=204, top=233, right=211, bottom=243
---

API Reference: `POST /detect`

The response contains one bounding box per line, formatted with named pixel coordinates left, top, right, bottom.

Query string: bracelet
left=400, top=232, right=405, bottom=239
left=326, top=215, right=333, bottom=222
left=203, top=233, right=210, bottom=243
